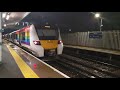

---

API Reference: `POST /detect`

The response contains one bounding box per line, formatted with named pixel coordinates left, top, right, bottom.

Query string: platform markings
left=20, top=46, right=70, bottom=78
left=6, top=45, right=39, bottom=78
left=64, top=45, right=120, bottom=55
left=6, top=41, right=70, bottom=78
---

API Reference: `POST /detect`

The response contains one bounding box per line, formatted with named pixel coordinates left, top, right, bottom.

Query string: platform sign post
left=0, top=12, right=2, bottom=62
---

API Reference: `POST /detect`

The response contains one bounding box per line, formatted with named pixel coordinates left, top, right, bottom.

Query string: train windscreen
left=36, top=29, right=59, bottom=40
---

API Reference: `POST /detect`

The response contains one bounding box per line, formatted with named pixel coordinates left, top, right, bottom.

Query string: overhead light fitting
left=4, top=24, right=6, bottom=27
left=6, top=15, right=10, bottom=20
left=45, top=26, right=50, bottom=28
left=2, top=13, right=6, bottom=18
left=15, top=22, right=18, bottom=25
left=95, top=13, right=100, bottom=18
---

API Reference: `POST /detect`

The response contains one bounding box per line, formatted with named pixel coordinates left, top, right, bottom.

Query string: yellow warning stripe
left=6, top=45, right=39, bottom=78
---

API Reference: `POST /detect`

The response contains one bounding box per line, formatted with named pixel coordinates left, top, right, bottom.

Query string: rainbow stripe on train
left=16, top=26, right=30, bottom=45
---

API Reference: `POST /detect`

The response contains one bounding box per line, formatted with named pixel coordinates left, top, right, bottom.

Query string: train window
left=36, top=29, right=58, bottom=40
left=17, top=34, right=18, bottom=39
left=8, top=35, right=10, bottom=38
left=12, top=33, right=15, bottom=39
left=11, top=34, right=12, bottom=38
left=15, top=34, right=17, bottom=39
left=11, top=35, right=12, bottom=38
left=21, top=32, right=25, bottom=40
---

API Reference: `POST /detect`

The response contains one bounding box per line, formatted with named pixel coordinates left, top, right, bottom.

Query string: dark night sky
left=3, top=12, right=120, bottom=34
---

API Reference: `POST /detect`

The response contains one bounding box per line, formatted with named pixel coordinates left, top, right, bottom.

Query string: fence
left=61, top=30, right=120, bottom=50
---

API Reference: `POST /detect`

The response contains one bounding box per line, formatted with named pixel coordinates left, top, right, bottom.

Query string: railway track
left=63, top=47, right=120, bottom=68
left=4, top=40, right=120, bottom=78
left=44, top=58, right=89, bottom=78
left=45, top=54, right=119, bottom=78
left=60, top=54, right=120, bottom=77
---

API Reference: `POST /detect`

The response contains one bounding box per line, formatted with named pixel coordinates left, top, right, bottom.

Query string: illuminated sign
left=45, top=26, right=50, bottom=28
left=89, top=32, right=102, bottom=39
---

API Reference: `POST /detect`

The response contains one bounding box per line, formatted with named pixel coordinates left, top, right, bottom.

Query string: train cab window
left=36, top=29, right=58, bottom=40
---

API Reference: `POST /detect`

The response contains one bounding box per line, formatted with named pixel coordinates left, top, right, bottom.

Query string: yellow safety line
left=6, top=45, right=39, bottom=78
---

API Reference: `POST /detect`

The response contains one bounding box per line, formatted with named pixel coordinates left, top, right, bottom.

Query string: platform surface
left=0, top=40, right=69, bottom=78
left=64, top=45, right=120, bottom=55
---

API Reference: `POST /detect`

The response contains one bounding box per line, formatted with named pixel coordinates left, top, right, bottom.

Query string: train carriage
left=6, top=24, right=63, bottom=57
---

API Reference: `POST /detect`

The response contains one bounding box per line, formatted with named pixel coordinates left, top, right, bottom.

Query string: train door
left=19, top=32, right=21, bottom=45
left=14, top=33, right=18, bottom=44
left=12, top=33, right=15, bottom=43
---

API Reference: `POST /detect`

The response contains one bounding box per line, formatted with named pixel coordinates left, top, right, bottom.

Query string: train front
left=32, top=24, right=63, bottom=57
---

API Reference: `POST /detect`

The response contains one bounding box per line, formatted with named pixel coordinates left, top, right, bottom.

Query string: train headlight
left=58, top=40, right=62, bottom=44
left=33, top=40, right=41, bottom=45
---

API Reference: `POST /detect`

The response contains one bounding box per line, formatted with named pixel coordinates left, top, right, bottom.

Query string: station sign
left=89, top=32, right=102, bottom=39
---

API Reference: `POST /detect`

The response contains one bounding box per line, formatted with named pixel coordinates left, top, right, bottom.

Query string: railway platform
left=64, top=45, right=120, bottom=55
left=0, top=40, right=69, bottom=78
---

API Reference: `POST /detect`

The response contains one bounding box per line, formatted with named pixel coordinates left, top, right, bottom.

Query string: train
left=4, top=24, right=63, bottom=57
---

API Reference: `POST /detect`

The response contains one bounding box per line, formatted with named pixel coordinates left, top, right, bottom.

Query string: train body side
left=8, top=24, right=63, bottom=57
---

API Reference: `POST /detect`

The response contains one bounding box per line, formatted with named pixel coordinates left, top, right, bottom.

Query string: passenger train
left=4, top=24, right=63, bottom=57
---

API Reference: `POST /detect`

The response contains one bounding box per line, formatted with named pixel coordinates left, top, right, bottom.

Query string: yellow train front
left=10, top=24, right=63, bottom=57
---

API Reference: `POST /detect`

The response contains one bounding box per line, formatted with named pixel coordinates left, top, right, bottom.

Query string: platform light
left=95, top=13, right=100, bottom=18
left=69, top=29, right=71, bottom=32
left=94, top=13, right=103, bottom=31
left=45, top=26, right=50, bottom=28
left=6, top=15, right=10, bottom=20
left=2, top=13, right=6, bottom=18
left=4, top=24, right=6, bottom=27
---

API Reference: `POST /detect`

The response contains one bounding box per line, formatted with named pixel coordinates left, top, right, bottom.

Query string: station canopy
left=2, top=12, right=30, bottom=30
